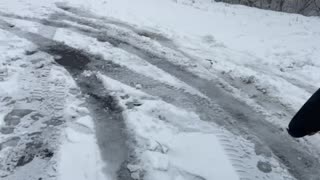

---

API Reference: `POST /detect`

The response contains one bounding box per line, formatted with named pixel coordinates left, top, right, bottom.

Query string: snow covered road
left=0, top=0, right=320, bottom=180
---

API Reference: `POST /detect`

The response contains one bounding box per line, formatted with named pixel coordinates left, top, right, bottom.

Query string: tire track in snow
left=0, top=21, right=259, bottom=179
left=31, top=11, right=320, bottom=180
left=111, top=34, right=319, bottom=180
left=0, top=19, right=134, bottom=180
left=0, top=12, right=315, bottom=179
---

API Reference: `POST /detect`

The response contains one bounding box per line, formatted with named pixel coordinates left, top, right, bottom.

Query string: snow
left=0, top=0, right=59, bottom=18
left=0, top=29, right=34, bottom=128
left=0, top=112, right=5, bottom=126
left=76, top=115, right=95, bottom=130
left=2, top=18, right=41, bottom=34
left=98, top=73, right=239, bottom=180
left=168, top=133, right=237, bottom=179
left=98, top=73, right=294, bottom=180
left=53, top=28, right=206, bottom=97
left=3, top=0, right=317, bottom=115
left=0, top=0, right=319, bottom=179
left=0, top=29, right=32, bottom=96
left=60, top=0, right=320, bottom=121
left=0, top=14, right=108, bottom=180
left=96, top=72, right=151, bottom=97
left=58, top=128, right=107, bottom=180
left=58, top=90, right=108, bottom=180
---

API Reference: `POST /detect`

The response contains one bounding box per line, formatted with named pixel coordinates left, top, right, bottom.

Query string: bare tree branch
left=280, top=0, right=285, bottom=11
left=314, top=0, right=320, bottom=10
left=298, top=0, right=314, bottom=13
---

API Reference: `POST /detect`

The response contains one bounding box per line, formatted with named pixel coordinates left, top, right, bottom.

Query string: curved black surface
left=288, top=89, right=320, bottom=138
